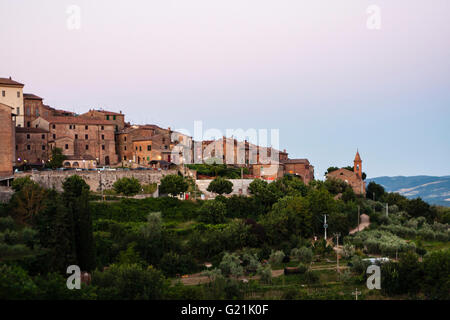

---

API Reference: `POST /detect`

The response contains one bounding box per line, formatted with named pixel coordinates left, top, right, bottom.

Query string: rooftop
left=46, top=116, right=113, bottom=125
left=23, top=93, right=43, bottom=100
left=0, top=77, right=24, bottom=87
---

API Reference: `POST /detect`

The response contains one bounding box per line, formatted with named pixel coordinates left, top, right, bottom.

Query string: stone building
left=15, top=127, right=49, bottom=166
left=0, top=103, right=15, bottom=181
left=116, top=124, right=171, bottom=164
left=32, top=116, right=118, bottom=166
left=282, top=158, right=315, bottom=184
left=80, top=109, right=126, bottom=132
left=326, top=151, right=366, bottom=195
left=0, top=77, right=24, bottom=127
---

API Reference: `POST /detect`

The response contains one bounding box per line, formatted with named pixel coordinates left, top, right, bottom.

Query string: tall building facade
left=0, top=78, right=24, bottom=127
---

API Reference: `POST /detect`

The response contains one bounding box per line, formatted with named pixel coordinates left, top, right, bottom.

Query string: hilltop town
left=0, top=77, right=320, bottom=184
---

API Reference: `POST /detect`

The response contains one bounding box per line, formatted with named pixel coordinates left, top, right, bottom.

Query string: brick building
left=80, top=109, right=126, bottom=132
left=0, top=103, right=15, bottom=180
left=281, top=159, right=315, bottom=184
left=0, top=77, right=24, bottom=127
left=32, top=116, right=118, bottom=166
left=326, top=151, right=366, bottom=195
left=15, top=127, right=49, bottom=166
left=116, top=125, right=171, bottom=164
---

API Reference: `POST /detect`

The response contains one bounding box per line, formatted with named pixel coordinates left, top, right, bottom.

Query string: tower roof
left=354, top=150, right=361, bottom=162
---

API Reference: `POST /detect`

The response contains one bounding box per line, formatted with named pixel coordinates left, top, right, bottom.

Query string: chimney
left=9, top=76, right=11, bottom=80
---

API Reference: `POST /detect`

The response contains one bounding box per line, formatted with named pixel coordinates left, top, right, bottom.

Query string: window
left=113, top=115, right=116, bottom=120
left=42, top=145, right=46, bottom=150
left=139, top=146, right=142, bottom=151
left=124, top=136, right=127, bottom=142
left=16, top=107, right=20, bottom=115
left=27, top=145, right=30, bottom=150
left=85, top=125, right=88, bottom=130
left=101, top=134, right=104, bottom=140
left=65, top=144, right=69, bottom=150
left=53, top=134, right=56, bottom=139
left=17, top=91, right=20, bottom=98
left=106, top=115, right=110, bottom=120
left=52, top=124, right=56, bottom=129
left=147, top=145, right=151, bottom=151
left=85, top=134, right=88, bottom=139
left=35, top=108, right=39, bottom=117
left=101, top=126, right=104, bottom=130
left=124, top=156, right=127, bottom=161
left=16, top=145, right=18, bottom=150
left=85, top=145, right=89, bottom=150
left=41, top=134, right=45, bottom=139
left=102, top=145, right=105, bottom=150
left=164, top=145, right=168, bottom=150
left=135, top=146, right=138, bottom=151
left=124, top=146, right=127, bottom=151
left=26, top=107, right=31, bottom=116
left=27, top=122, right=30, bottom=128
left=27, top=134, right=30, bottom=139
left=1, top=91, right=5, bottom=97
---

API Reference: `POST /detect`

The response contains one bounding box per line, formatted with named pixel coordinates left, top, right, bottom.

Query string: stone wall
left=196, top=179, right=257, bottom=199
left=14, top=170, right=178, bottom=192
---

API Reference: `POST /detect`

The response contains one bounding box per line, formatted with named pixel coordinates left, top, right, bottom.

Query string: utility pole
left=323, top=215, right=328, bottom=240
left=334, top=233, right=341, bottom=274
left=352, top=288, right=361, bottom=301
left=386, top=203, right=389, bottom=217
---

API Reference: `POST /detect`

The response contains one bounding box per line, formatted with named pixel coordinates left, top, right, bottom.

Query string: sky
left=1, top=0, right=449, bottom=179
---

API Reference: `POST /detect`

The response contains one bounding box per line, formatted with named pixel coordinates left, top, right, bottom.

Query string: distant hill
left=366, top=176, right=450, bottom=207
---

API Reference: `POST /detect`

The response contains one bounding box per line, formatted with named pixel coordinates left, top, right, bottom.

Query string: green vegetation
left=186, top=163, right=249, bottom=179
left=47, top=147, right=66, bottom=169
left=113, top=177, right=141, bottom=196
left=207, top=177, right=233, bottom=195
left=0, top=174, right=448, bottom=300
left=159, top=174, right=189, bottom=197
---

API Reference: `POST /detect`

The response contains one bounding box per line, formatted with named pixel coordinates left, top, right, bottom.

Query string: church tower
left=354, top=150, right=362, bottom=178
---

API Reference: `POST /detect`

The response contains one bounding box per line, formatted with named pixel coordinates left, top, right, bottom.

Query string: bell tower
left=354, top=150, right=362, bottom=178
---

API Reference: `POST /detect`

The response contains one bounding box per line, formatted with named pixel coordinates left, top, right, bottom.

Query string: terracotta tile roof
left=282, top=159, right=310, bottom=165
left=90, top=109, right=123, bottom=116
left=47, top=116, right=113, bottom=125
left=0, top=77, right=24, bottom=87
left=23, top=93, right=43, bottom=100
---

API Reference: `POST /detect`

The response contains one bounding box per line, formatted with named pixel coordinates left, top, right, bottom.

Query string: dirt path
left=176, top=265, right=347, bottom=286
left=349, top=214, right=370, bottom=234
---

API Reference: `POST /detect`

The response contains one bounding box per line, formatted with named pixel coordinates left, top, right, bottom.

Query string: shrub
left=297, top=263, right=309, bottom=274
left=290, top=247, right=313, bottom=264
left=269, top=250, right=285, bottom=265
left=257, top=264, right=272, bottom=284
left=198, top=200, right=226, bottom=224
left=113, top=177, right=141, bottom=196
left=159, top=175, right=189, bottom=197
left=219, top=252, right=243, bottom=278
left=342, top=244, right=355, bottom=259
left=207, top=177, right=233, bottom=195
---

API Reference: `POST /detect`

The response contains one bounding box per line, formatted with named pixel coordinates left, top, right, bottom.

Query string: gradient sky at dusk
left=1, top=0, right=449, bottom=178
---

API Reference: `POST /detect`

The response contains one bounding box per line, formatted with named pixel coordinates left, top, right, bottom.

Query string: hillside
left=366, top=175, right=450, bottom=206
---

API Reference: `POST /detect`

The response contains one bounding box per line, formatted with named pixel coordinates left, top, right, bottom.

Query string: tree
left=367, top=181, right=385, bottom=201
left=219, top=252, right=243, bottom=278
left=10, top=180, right=47, bottom=225
left=207, top=177, right=233, bottom=195
left=159, top=174, right=189, bottom=197
left=47, top=147, right=66, bottom=169
left=62, top=175, right=96, bottom=271
left=113, top=177, right=141, bottom=196
left=198, top=200, right=226, bottom=224
left=422, top=249, right=450, bottom=300
left=92, top=264, right=167, bottom=300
